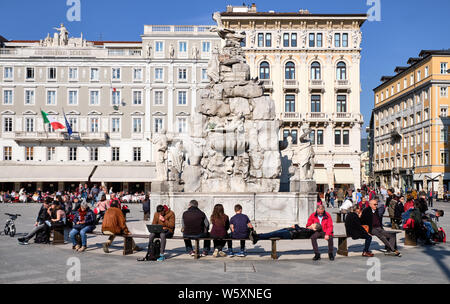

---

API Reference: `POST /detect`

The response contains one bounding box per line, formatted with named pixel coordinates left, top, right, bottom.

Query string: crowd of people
left=11, top=183, right=447, bottom=261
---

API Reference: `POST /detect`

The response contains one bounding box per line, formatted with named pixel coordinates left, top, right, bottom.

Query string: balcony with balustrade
left=260, top=79, right=273, bottom=91
left=14, top=131, right=109, bottom=144
left=309, top=79, right=324, bottom=92
left=335, top=79, right=351, bottom=92
left=283, top=79, right=299, bottom=92
left=280, top=112, right=302, bottom=122
left=305, top=112, right=329, bottom=123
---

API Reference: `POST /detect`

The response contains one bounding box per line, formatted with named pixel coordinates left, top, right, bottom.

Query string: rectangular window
left=47, top=90, right=56, bottom=105
left=3, top=146, right=12, bottom=161
left=311, top=95, right=321, bottom=112
left=154, top=91, right=163, bottom=105
left=284, top=33, right=290, bottom=47
left=68, top=67, right=78, bottom=80
left=309, top=130, right=316, bottom=145
left=335, top=130, right=341, bottom=145
left=112, top=147, right=120, bottom=162
left=26, top=67, right=34, bottom=80
left=47, top=147, right=56, bottom=161
left=154, top=118, right=163, bottom=133
left=177, top=117, right=187, bottom=133
left=26, top=147, right=34, bottom=161
left=441, top=62, right=448, bottom=74
left=25, top=89, right=34, bottom=105
left=202, top=41, right=211, bottom=53
left=337, top=95, right=347, bottom=113
left=155, top=68, right=163, bottom=81
left=285, top=95, right=295, bottom=113
left=133, top=68, right=142, bottom=81
left=425, top=66, right=429, bottom=78
left=3, top=89, right=13, bottom=105
left=3, top=117, right=13, bottom=132
left=90, top=68, right=99, bottom=81
left=202, top=68, right=208, bottom=81
left=178, top=91, right=187, bottom=105
left=133, top=147, right=141, bottom=162
left=179, top=41, right=187, bottom=53
left=291, top=33, right=297, bottom=47
left=112, top=90, right=121, bottom=105
left=25, top=118, right=34, bottom=132
left=335, top=33, right=341, bottom=47
left=317, top=130, right=324, bottom=145
left=342, top=33, right=348, bottom=47
left=90, top=147, right=99, bottom=161
left=441, top=127, right=448, bottom=142
left=258, top=33, right=264, bottom=47
left=111, top=118, right=120, bottom=133
left=441, top=87, right=448, bottom=97
left=112, top=68, right=121, bottom=80
left=417, top=70, right=421, bottom=82
left=90, top=90, right=99, bottom=105
left=133, top=117, right=142, bottom=133
left=68, top=90, right=78, bottom=105
left=309, top=33, right=315, bottom=47
left=441, top=107, right=448, bottom=117
left=48, top=67, right=57, bottom=80
left=68, top=117, right=78, bottom=132
left=316, top=33, right=322, bottom=47
left=4, top=67, right=13, bottom=79
left=178, top=68, right=187, bottom=81
left=343, top=130, right=350, bottom=145
left=441, top=151, right=449, bottom=165
left=155, top=41, right=164, bottom=52
left=265, top=33, right=272, bottom=47
left=90, top=118, right=99, bottom=133
left=133, top=91, right=142, bottom=105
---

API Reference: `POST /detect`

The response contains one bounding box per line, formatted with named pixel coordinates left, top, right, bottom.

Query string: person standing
left=306, top=205, right=334, bottom=261
left=428, top=190, right=433, bottom=208
left=142, top=194, right=151, bottom=221
left=337, top=188, right=345, bottom=208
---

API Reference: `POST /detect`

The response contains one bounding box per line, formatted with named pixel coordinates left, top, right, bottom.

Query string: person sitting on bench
left=344, top=205, right=373, bottom=257
left=101, top=201, right=140, bottom=253
left=182, top=200, right=211, bottom=257
left=148, top=204, right=175, bottom=261
left=69, top=201, right=96, bottom=252
left=18, top=197, right=52, bottom=245
left=249, top=223, right=322, bottom=245
left=307, top=205, right=335, bottom=261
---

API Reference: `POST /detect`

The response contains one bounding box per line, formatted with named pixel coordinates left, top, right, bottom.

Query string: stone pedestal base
left=290, top=180, right=316, bottom=193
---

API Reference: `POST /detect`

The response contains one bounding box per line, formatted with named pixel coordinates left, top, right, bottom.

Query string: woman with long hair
left=210, top=204, right=232, bottom=257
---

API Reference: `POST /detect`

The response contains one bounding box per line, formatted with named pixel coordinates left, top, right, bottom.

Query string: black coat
left=345, top=212, right=370, bottom=239
left=360, top=207, right=383, bottom=233
left=182, top=206, right=209, bottom=235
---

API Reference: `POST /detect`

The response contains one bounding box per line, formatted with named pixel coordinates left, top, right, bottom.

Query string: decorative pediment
left=88, top=110, right=102, bottom=116
left=22, top=110, right=37, bottom=115
left=176, top=111, right=190, bottom=117
left=66, top=110, right=80, bottom=115
left=109, top=111, right=123, bottom=116
left=1, top=110, right=15, bottom=115
left=131, top=111, right=145, bottom=116
left=152, top=111, right=166, bottom=116
left=46, top=110, right=59, bottom=115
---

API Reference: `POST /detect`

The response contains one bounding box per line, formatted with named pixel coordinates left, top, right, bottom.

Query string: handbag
left=362, top=225, right=369, bottom=233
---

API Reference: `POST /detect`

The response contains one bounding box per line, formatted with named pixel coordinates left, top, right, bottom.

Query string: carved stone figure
left=207, top=47, right=220, bottom=83
left=169, top=43, right=175, bottom=59
left=152, top=130, right=169, bottom=181
left=294, top=127, right=315, bottom=180
left=192, top=44, right=199, bottom=59
left=54, top=23, right=69, bottom=46
left=146, top=44, right=152, bottom=58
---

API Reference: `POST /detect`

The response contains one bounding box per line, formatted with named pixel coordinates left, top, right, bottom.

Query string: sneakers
left=385, top=250, right=401, bottom=257
left=237, top=251, right=246, bottom=257
left=201, top=251, right=209, bottom=257
left=312, top=253, right=321, bottom=261
left=157, top=254, right=165, bottom=262
left=74, top=244, right=81, bottom=251
left=227, top=250, right=234, bottom=257
left=249, top=231, right=258, bottom=245
left=77, top=246, right=87, bottom=252
left=213, top=249, right=219, bottom=258
left=328, top=253, right=335, bottom=261
left=219, top=250, right=227, bottom=257
left=102, top=243, right=110, bottom=253
left=188, top=250, right=195, bottom=256
left=362, top=251, right=374, bottom=257
left=18, top=238, right=29, bottom=245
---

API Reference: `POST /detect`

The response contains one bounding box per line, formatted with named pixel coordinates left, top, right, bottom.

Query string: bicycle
left=3, top=213, right=21, bottom=237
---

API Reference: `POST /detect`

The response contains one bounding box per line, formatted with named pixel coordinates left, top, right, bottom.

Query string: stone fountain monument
left=150, top=13, right=316, bottom=227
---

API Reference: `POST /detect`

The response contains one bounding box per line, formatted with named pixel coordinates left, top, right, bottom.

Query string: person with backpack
left=69, top=201, right=96, bottom=252
left=18, top=198, right=52, bottom=245
left=147, top=204, right=175, bottom=261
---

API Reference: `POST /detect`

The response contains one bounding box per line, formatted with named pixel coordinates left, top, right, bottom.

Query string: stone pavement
left=0, top=201, right=449, bottom=284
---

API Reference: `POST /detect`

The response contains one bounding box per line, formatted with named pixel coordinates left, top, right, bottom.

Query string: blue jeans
left=361, top=234, right=372, bottom=252
left=70, top=226, right=94, bottom=247
left=330, top=198, right=335, bottom=207
left=257, top=229, right=292, bottom=240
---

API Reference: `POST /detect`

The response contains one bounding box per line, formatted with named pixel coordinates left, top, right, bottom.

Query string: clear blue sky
left=1, top=0, right=450, bottom=138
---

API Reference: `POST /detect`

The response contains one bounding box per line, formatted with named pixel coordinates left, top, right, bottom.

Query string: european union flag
left=63, top=111, right=73, bottom=138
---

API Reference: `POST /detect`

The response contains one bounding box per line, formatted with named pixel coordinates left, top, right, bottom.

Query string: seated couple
left=249, top=223, right=322, bottom=244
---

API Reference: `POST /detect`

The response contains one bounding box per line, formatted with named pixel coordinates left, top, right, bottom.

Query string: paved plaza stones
left=1, top=202, right=449, bottom=284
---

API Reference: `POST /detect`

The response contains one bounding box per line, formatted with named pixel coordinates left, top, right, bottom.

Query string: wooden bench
left=336, top=230, right=402, bottom=256
left=51, top=226, right=65, bottom=245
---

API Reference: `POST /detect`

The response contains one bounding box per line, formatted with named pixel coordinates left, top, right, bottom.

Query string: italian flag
left=41, top=110, right=65, bottom=130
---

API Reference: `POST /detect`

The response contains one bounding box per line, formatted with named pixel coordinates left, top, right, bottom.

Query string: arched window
left=311, top=61, right=321, bottom=80
left=285, top=61, right=295, bottom=80
left=336, top=61, right=347, bottom=80
left=259, top=61, right=270, bottom=79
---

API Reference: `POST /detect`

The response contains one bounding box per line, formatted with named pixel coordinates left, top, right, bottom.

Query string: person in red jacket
left=306, top=205, right=334, bottom=261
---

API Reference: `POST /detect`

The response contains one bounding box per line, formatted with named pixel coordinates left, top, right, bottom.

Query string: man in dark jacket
left=361, top=198, right=401, bottom=257
left=18, top=198, right=52, bottom=245
left=182, top=200, right=211, bottom=256
left=345, top=205, right=373, bottom=257
left=142, top=194, right=151, bottom=221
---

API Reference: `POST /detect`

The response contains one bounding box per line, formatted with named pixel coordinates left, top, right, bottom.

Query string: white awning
left=334, top=168, right=355, bottom=184
left=0, top=165, right=94, bottom=182
left=313, top=168, right=328, bottom=184
left=90, top=165, right=156, bottom=182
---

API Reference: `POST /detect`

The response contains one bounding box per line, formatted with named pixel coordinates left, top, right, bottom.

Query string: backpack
left=433, top=228, right=447, bottom=243
left=403, top=218, right=415, bottom=230
left=34, top=226, right=50, bottom=244
left=138, top=240, right=161, bottom=261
